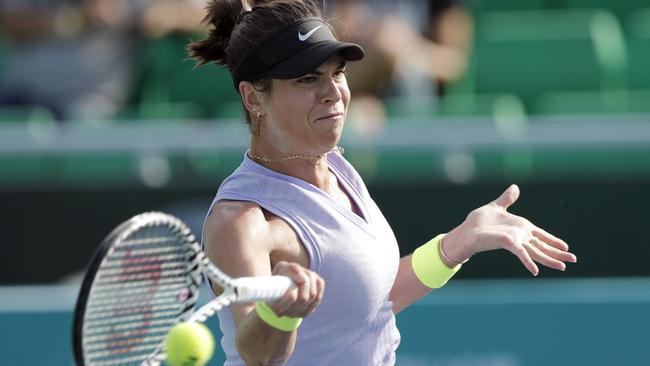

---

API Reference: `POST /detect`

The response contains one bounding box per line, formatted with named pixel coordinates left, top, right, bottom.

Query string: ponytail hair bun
left=188, top=0, right=249, bottom=67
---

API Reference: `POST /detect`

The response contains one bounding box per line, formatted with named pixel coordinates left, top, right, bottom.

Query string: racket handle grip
left=233, top=275, right=293, bottom=303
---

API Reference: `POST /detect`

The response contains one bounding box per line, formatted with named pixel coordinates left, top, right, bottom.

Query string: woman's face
left=260, top=54, right=351, bottom=156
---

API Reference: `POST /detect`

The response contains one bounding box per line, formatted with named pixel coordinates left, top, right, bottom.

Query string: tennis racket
left=72, top=211, right=292, bottom=366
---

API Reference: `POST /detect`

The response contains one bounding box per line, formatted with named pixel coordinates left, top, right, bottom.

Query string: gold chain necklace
left=247, top=146, right=344, bottom=163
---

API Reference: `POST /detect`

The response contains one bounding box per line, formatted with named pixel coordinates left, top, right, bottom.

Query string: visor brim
left=261, top=41, right=364, bottom=80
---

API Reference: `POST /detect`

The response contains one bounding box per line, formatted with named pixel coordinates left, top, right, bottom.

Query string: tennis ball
left=165, top=322, right=215, bottom=366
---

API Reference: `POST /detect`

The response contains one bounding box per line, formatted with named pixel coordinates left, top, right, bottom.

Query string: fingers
left=268, top=261, right=324, bottom=318
left=486, top=231, right=576, bottom=276
left=498, top=233, right=539, bottom=276
left=488, top=231, right=577, bottom=276
left=532, top=227, right=571, bottom=252
left=530, top=236, right=577, bottom=263
left=303, top=271, right=325, bottom=315
left=524, top=239, right=567, bottom=271
left=492, top=184, right=520, bottom=210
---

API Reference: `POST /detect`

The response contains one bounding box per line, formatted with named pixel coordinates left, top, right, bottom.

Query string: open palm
left=442, top=184, right=577, bottom=275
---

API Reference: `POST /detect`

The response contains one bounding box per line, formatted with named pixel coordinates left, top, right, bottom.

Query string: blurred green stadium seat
left=471, top=9, right=627, bottom=110
left=384, top=97, right=438, bottom=118
left=535, top=89, right=650, bottom=115
left=385, top=93, right=523, bottom=118
left=0, top=156, right=44, bottom=184
left=0, top=106, right=55, bottom=123
left=626, top=9, right=650, bottom=90
left=466, top=0, right=650, bottom=18
left=213, top=100, right=246, bottom=121
left=384, top=93, right=527, bottom=121
left=114, top=102, right=203, bottom=122
left=0, top=31, right=7, bottom=80
left=559, top=0, right=649, bottom=19
left=136, top=34, right=240, bottom=120
left=440, top=93, right=527, bottom=118
left=466, top=0, right=548, bottom=12
left=60, top=154, right=136, bottom=185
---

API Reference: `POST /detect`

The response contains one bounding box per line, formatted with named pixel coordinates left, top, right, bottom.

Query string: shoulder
left=204, top=199, right=307, bottom=274
left=205, top=200, right=270, bottom=247
left=204, top=200, right=274, bottom=277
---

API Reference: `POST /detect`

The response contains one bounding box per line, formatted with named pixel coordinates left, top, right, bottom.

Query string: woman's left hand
left=441, top=184, right=577, bottom=276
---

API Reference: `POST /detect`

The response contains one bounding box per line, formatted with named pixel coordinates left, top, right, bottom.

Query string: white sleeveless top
left=202, top=151, right=401, bottom=365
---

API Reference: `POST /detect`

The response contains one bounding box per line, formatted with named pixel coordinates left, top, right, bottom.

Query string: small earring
left=257, top=111, right=261, bottom=119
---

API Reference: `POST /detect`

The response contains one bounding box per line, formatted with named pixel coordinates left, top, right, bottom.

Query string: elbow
left=236, top=338, right=261, bottom=366
left=391, top=299, right=407, bottom=315
left=240, top=353, right=292, bottom=366
left=242, top=356, right=291, bottom=366
left=236, top=339, right=292, bottom=366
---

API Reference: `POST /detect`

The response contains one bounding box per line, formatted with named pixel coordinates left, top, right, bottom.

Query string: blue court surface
left=1, top=277, right=648, bottom=366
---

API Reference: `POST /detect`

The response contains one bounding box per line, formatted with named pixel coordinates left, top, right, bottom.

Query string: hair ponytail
left=188, top=0, right=249, bottom=67
left=189, top=0, right=323, bottom=70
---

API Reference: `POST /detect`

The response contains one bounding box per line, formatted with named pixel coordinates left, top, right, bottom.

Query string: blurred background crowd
left=3, top=0, right=646, bottom=126
left=0, top=0, right=476, bottom=125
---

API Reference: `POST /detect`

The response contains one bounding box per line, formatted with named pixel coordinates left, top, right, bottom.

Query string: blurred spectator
left=0, top=0, right=207, bottom=122
left=330, top=0, right=473, bottom=132
left=425, top=0, right=474, bottom=95
left=329, top=0, right=392, bottom=134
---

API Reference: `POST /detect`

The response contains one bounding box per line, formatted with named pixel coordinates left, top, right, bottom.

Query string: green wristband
left=411, top=234, right=462, bottom=289
left=255, top=301, right=303, bottom=332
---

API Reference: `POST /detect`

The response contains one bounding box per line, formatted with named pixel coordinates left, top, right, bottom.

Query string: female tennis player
left=189, top=1, right=577, bottom=365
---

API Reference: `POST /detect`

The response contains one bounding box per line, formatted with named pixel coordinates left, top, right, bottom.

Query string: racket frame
left=73, top=212, right=292, bottom=366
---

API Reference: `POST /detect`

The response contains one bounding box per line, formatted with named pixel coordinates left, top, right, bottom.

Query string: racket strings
left=93, top=352, right=166, bottom=366
left=86, top=339, right=167, bottom=361
left=85, top=290, right=189, bottom=319
left=97, top=252, right=189, bottom=276
left=95, top=267, right=187, bottom=285
left=85, top=331, right=166, bottom=352
left=84, top=307, right=184, bottom=337
left=82, top=223, right=200, bottom=366
left=85, top=294, right=186, bottom=322
left=87, top=276, right=187, bottom=295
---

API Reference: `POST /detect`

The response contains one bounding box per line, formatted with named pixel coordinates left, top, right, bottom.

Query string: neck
left=247, top=144, right=343, bottom=192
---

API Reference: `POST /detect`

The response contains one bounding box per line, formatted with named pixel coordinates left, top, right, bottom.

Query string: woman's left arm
left=389, top=184, right=578, bottom=314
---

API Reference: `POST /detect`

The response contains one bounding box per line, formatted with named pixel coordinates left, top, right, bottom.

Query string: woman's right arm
left=204, top=201, right=324, bottom=366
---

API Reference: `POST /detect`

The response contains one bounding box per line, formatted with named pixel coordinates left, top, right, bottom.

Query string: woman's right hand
left=266, top=261, right=325, bottom=318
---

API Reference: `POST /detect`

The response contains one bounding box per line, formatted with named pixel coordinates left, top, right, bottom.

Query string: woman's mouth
left=316, top=113, right=344, bottom=121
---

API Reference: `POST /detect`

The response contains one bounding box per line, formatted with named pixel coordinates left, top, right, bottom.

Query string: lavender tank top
left=202, top=151, right=401, bottom=365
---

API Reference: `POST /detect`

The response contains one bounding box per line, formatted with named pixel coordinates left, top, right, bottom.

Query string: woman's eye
left=298, top=76, right=317, bottom=83
left=333, top=70, right=346, bottom=79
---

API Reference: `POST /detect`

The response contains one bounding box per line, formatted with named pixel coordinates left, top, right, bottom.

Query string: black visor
left=231, top=17, right=365, bottom=89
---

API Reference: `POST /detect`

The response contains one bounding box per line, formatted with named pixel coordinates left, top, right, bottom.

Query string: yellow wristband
left=255, top=301, right=303, bottom=332
left=411, top=234, right=462, bottom=288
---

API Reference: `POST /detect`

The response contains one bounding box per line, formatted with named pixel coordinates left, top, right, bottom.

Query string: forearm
left=389, top=235, right=464, bottom=314
left=236, top=307, right=297, bottom=366
left=389, top=255, right=432, bottom=314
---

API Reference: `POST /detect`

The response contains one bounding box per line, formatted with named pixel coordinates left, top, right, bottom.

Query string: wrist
left=440, top=231, right=470, bottom=267
left=411, top=234, right=463, bottom=289
left=255, top=301, right=303, bottom=332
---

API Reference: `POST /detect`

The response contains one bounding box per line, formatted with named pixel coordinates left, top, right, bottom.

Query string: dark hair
left=188, top=0, right=328, bottom=125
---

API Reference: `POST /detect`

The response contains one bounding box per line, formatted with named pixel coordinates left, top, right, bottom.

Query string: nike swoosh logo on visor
left=298, top=25, right=323, bottom=41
